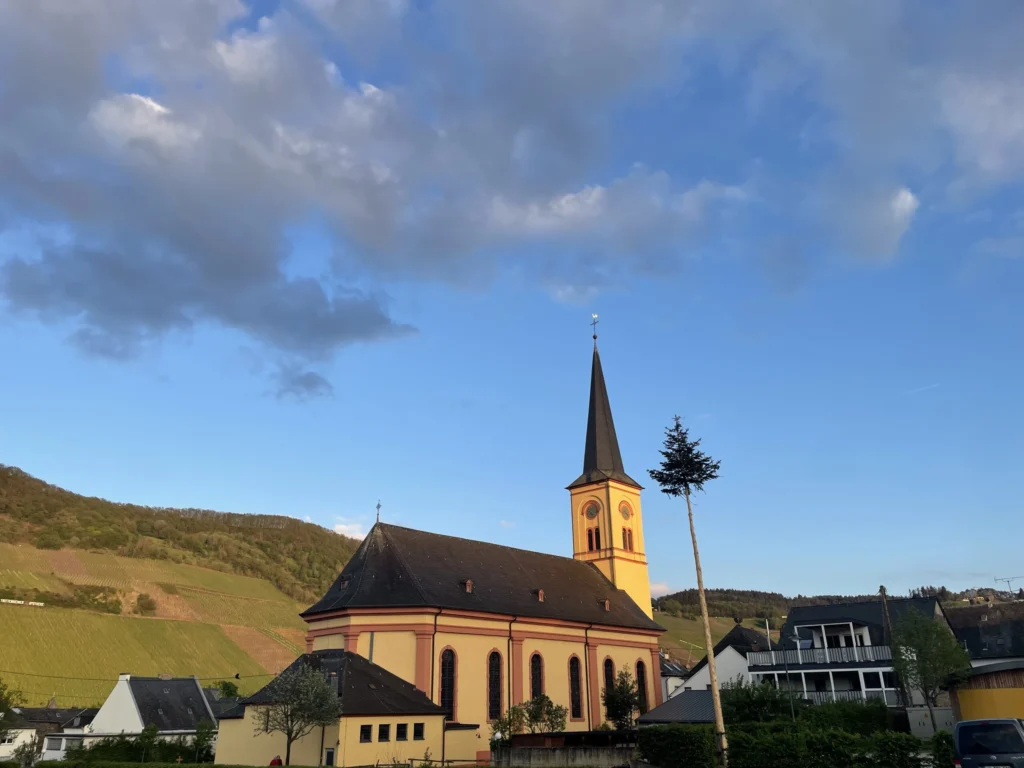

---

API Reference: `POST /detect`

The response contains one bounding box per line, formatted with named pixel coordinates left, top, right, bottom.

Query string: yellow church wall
left=594, top=643, right=658, bottom=715
left=518, top=636, right=590, bottom=730
left=364, top=630, right=417, bottom=682
left=433, top=630, right=508, bottom=727
left=444, top=727, right=486, bottom=765
left=337, top=715, right=445, bottom=767
left=955, top=688, right=1024, bottom=720
left=214, top=707, right=338, bottom=766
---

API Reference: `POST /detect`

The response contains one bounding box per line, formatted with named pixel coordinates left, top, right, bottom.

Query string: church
left=216, top=342, right=665, bottom=766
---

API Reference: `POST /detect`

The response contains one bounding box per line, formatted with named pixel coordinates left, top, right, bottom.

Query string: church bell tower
left=568, top=335, right=653, bottom=618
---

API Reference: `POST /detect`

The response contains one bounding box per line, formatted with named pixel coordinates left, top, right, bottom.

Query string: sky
left=1, top=0, right=1022, bottom=600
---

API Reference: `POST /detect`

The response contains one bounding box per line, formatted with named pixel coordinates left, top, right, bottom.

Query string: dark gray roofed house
left=232, top=650, right=445, bottom=719
left=303, top=523, right=660, bottom=631
left=946, top=604, right=1024, bottom=662
left=686, top=625, right=778, bottom=681
left=638, top=690, right=715, bottom=725
left=127, top=677, right=217, bottom=732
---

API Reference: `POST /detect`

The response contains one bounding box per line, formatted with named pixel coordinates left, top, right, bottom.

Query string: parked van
left=954, top=719, right=1024, bottom=767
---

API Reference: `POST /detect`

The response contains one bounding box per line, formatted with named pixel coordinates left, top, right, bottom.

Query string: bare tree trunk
left=686, top=488, right=728, bottom=766
left=924, top=698, right=938, bottom=735
left=285, top=737, right=292, bottom=766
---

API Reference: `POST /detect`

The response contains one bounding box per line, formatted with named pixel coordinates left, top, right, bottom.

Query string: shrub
left=637, top=724, right=715, bottom=768
left=869, top=731, right=923, bottom=768
left=930, top=731, right=955, bottom=768
left=729, top=728, right=808, bottom=768
left=799, top=698, right=889, bottom=735
left=721, top=678, right=806, bottom=724
left=134, top=593, right=157, bottom=615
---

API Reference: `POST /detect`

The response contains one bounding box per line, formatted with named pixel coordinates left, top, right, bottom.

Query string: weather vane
left=591, top=313, right=599, bottom=342
left=376, top=500, right=381, bottom=523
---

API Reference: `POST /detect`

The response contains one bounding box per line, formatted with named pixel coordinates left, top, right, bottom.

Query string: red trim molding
left=511, top=638, right=524, bottom=704
left=415, top=630, right=433, bottom=693
left=586, top=643, right=600, bottom=725
left=649, top=648, right=664, bottom=707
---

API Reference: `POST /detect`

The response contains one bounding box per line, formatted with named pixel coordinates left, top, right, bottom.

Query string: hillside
left=0, top=465, right=360, bottom=602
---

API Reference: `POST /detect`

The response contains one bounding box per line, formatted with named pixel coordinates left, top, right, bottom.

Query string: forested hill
left=0, top=465, right=360, bottom=603
left=655, top=588, right=886, bottom=622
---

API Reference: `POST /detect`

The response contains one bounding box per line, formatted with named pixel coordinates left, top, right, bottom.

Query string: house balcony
left=747, top=644, right=893, bottom=670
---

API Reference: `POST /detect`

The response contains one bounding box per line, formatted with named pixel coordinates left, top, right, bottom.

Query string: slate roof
left=127, top=677, right=216, bottom=732
left=687, top=625, right=777, bottom=678
left=303, top=523, right=661, bottom=631
left=780, top=598, right=942, bottom=647
left=947, top=604, right=1024, bottom=660
left=567, top=346, right=641, bottom=490
left=660, top=658, right=688, bottom=678
left=11, top=707, right=98, bottom=729
left=240, top=650, right=445, bottom=718
left=638, top=690, right=714, bottom=725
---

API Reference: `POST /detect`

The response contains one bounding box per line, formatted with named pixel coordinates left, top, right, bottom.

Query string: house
left=6, top=705, right=98, bottom=760
left=41, top=675, right=217, bottom=761
left=951, top=659, right=1024, bottom=720
left=1, top=711, right=37, bottom=760
left=638, top=690, right=714, bottom=726
left=948, top=604, right=1024, bottom=668
left=675, top=625, right=776, bottom=695
left=222, top=342, right=665, bottom=765
left=660, top=656, right=688, bottom=701
left=215, top=650, right=447, bottom=767
left=746, top=598, right=949, bottom=706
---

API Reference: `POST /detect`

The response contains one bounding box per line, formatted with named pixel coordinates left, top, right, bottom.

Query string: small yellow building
left=216, top=650, right=447, bottom=766
left=217, top=342, right=666, bottom=766
left=953, top=661, right=1024, bottom=720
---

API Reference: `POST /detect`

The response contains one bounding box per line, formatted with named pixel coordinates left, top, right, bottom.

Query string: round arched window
left=584, top=502, right=600, bottom=520
left=619, top=502, right=632, bottom=520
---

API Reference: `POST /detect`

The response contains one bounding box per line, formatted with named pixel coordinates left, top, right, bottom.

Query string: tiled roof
left=303, top=523, right=661, bottom=631
left=127, top=677, right=216, bottom=732
left=638, top=690, right=714, bottom=725
left=240, top=650, right=445, bottom=718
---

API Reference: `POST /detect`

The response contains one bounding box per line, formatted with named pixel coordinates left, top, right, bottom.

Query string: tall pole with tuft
left=649, top=416, right=727, bottom=766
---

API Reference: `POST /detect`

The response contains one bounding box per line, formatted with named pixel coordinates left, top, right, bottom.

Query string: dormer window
left=601, top=599, right=610, bottom=612
left=338, top=576, right=351, bottom=590
left=534, top=589, right=545, bottom=603
left=460, top=579, right=473, bottom=594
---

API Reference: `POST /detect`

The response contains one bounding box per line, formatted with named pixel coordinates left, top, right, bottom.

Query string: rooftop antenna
left=375, top=500, right=381, bottom=524
left=995, top=576, right=1023, bottom=593
left=591, top=313, right=599, bottom=347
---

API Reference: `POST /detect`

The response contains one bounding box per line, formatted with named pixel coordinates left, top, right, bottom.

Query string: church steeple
left=568, top=346, right=641, bottom=490
left=567, top=335, right=653, bottom=618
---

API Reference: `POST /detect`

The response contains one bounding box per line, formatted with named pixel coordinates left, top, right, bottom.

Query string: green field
left=177, top=587, right=306, bottom=630
left=0, top=543, right=293, bottom=601
left=655, top=611, right=780, bottom=666
left=0, top=604, right=273, bottom=705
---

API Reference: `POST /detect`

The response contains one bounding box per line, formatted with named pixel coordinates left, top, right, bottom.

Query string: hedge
left=638, top=724, right=931, bottom=768
left=931, top=730, right=956, bottom=768
left=35, top=763, right=319, bottom=768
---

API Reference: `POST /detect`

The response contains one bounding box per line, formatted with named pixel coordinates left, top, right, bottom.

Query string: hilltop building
left=216, top=342, right=665, bottom=766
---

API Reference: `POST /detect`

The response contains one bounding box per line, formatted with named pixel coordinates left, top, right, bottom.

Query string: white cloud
left=650, top=581, right=673, bottom=598
left=334, top=517, right=368, bottom=539
left=940, top=73, right=1024, bottom=183
left=499, top=520, right=516, bottom=529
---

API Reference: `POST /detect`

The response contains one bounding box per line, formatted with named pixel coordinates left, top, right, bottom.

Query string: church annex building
left=216, top=344, right=666, bottom=766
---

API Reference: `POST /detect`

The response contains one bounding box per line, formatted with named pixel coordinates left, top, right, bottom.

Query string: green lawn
left=0, top=604, right=272, bottom=705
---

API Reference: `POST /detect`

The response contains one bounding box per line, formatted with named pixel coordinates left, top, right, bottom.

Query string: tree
left=891, top=608, right=971, bottom=733
left=649, top=415, right=727, bottom=765
left=253, top=664, right=341, bottom=765
left=661, top=598, right=683, bottom=617
left=0, top=678, right=22, bottom=744
left=192, top=719, right=216, bottom=762
left=601, top=670, right=640, bottom=730
left=720, top=678, right=804, bottom=724
left=523, top=695, right=568, bottom=734
left=489, top=704, right=528, bottom=748
left=217, top=680, right=240, bottom=698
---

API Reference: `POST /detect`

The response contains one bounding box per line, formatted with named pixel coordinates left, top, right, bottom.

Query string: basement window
left=359, top=725, right=371, bottom=743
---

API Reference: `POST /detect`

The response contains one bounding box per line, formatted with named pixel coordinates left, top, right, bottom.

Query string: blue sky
left=1, top=0, right=1022, bottom=599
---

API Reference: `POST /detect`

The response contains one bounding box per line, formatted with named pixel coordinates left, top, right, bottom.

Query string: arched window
left=603, top=659, right=615, bottom=718
left=622, top=527, right=628, bottom=549
left=440, top=648, right=456, bottom=721
left=487, top=651, right=502, bottom=721
left=568, top=657, right=582, bottom=720
left=628, top=529, right=634, bottom=552
left=587, top=529, right=594, bottom=552
left=594, top=527, right=601, bottom=550
left=530, top=653, right=544, bottom=699
left=636, top=660, right=648, bottom=714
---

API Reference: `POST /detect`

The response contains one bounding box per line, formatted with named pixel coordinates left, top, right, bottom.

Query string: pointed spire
left=568, top=343, right=641, bottom=489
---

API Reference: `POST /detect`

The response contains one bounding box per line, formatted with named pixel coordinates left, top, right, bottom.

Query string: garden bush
left=637, top=723, right=715, bottom=768
left=799, top=698, right=889, bottom=735
left=930, top=730, right=956, bottom=768
left=868, top=731, right=923, bottom=768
